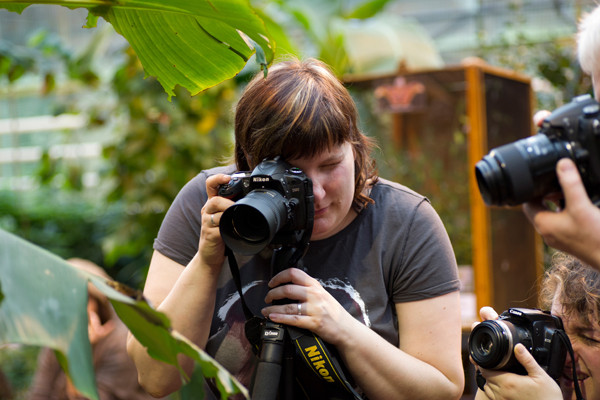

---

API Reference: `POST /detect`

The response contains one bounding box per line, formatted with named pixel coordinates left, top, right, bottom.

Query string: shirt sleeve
left=390, top=198, right=461, bottom=303
left=153, top=172, right=209, bottom=266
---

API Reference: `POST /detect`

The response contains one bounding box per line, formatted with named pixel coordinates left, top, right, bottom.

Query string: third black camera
left=217, top=157, right=314, bottom=255
left=475, top=94, right=600, bottom=206
left=468, top=308, right=567, bottom=380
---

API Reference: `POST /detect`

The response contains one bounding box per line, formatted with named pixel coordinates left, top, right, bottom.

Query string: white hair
left=578, top=5, right=600, bottom=75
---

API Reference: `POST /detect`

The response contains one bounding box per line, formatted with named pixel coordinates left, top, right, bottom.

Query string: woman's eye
left=579, top=335, right=600, bottom=345
left=322, top=162, right=339, bottom=169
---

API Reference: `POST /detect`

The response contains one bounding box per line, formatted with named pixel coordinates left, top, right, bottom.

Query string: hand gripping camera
left=217, top=157, right=314, bottom=255
left=468, top=308, right=567, bottom=380
left=475, top=94, right=600, bottom=206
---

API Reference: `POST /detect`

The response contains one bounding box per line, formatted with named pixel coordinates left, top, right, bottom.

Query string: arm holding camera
left=472, top=307, right=563, bottom=400
left=126, top=173, right=233, bottom=397
left=521, top=4, right=600, bottom=272
left=262, top=270, right=464, bottom=400
left=523, top=158, right=600, bottom=271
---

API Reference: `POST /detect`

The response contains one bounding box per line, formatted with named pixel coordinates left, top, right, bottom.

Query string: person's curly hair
left=539, top=252, right=600, bottom=326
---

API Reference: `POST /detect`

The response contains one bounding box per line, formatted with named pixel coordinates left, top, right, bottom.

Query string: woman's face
left=288, top=142, right=357, bottom=241
left=553, top=291, right=600, bottom=400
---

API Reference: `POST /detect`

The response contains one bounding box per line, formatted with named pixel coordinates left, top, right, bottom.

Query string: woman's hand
left=199, top=174, right=234, bottom=272
left=476, top=344, right=562, bottom=400
left=260, top=267, right=358, bottom=346
left=472, top=307, right=562, bottom=400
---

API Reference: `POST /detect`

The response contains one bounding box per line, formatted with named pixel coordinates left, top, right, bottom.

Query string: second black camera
left=475, top=94, right=600, bottom=206
left=468, top=308, right=567, bottom=380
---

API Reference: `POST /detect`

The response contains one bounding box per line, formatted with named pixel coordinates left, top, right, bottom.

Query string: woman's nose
left=310, top=177, right=326, bottom=201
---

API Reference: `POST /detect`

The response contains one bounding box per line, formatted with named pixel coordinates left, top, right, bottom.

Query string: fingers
left=262, top=268, right=319, bottom=318
left=513, top=344, right=543, bottom=376
left=533, top=110, right=551, bottom=127
left=206, top=174, right=232, bottom=198
left=480, top=306, right=499, bottom=321
left=522, top=200, right=544, bottom=224
left=202, top=192, right=235, bottom=229
left=556, top=158, right=591, bottom=209
left=264, top=283, right=305, bottom=305
left=201, top=197, right=231, bottom=227
left=267, top=267, right=313, bottom=289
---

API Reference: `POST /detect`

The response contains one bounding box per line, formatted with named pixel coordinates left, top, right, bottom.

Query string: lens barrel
left=469, top=320, right=516, bottom=370
left=219, top=189, right=289, bottom=255
left=475, top=134, right=571, bottom=206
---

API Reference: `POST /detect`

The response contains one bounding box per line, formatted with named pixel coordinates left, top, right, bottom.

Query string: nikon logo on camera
left=302, top=345, right=335, bottom=383
left=252, top=177, right=270, bottom=182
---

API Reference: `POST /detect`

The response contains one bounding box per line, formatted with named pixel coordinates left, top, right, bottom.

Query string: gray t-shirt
left=154, top=165, right=460, bottom=397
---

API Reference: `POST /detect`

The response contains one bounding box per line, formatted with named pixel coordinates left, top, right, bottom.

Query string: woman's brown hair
left=234, top=58, right=378, bottom=211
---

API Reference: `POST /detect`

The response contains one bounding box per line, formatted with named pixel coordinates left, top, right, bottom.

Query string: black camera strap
left=557, top=329, right=584, bottom=400
left=223, top=246, right=263, bottom=353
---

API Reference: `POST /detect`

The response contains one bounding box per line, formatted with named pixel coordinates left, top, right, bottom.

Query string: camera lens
left=469, top=320, right=514, bottom=369
left=220, top=189, right=288, bottom=255
left=474, top=134, right=572, bottom=206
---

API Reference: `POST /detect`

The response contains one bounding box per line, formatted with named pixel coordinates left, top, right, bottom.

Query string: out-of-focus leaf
left=0, top=229, right=99, bottom=400
left=0, top=0, right=274, bottom=97
left=93, top=277, right=249, bottom=399
left=345, top=0, right=393, bottom=19
left=0, top=228, right=248, bottom=399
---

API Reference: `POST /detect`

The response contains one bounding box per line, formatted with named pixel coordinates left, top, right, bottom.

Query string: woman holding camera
left=473, top=252, right=600, bottom=400
left=126, top=58, right=464, bottom=400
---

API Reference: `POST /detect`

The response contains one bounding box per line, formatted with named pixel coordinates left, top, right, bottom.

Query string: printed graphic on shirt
left=208, top=277, right=369, bottom=395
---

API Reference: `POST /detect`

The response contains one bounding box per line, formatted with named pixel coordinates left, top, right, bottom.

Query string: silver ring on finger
left=210, top=214, right=218, bottom=227
left=297, top=303, right=302, bottom=315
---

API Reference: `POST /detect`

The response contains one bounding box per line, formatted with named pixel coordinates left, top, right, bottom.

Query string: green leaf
left=0, top=229, right=99, bottom=400
left=0, top=228, right=248, bottom=399
left=0, top=0, right=274, bottom=97
left=95, top=279, right=249, bottom=399
left=345, top=0, right=393, bottom=19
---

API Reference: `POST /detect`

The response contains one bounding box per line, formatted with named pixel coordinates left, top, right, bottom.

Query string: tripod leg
left=251, top=321, right=286, bottom=400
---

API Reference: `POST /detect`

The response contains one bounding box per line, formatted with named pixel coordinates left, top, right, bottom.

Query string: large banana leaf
left=0, top=228, right=248, bottom=399
left=0, top=0, right=274, bottom=98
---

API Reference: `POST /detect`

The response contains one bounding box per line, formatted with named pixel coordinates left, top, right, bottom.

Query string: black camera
left=217, top=157, right=314, bottom=255
left=475, top=94, right=600, bottom=206
left=468, top=308, right=567, bottom=380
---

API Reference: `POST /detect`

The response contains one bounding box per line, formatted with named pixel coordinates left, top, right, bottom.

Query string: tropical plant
left=0, top=0, right=274, bottom=98
left=256, top=0, right=396, bottom=74
left=0, top=228, right=249, bottom=400
left=99, top=45, right=239, bottom=284
left=0, top=1, right=274, bottom=398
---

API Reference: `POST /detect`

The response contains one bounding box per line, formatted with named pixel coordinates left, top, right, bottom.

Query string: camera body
left=475, top=94, right=600, bottom=206
left=468, top=308, right=567, bottom=380
left=218, top=157, right=314, bottom=255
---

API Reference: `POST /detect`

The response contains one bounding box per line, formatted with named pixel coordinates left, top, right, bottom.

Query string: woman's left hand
left=261, top=267, right=358, bottom=346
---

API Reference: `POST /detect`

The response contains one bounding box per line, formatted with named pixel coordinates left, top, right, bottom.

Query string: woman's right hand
left=472, top=307, right=562, bottom=400
left=199, top=174, right=234, bottom=272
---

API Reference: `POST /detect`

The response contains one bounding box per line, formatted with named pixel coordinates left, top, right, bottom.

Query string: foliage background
left=0, top=0, right=597, bottom=398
